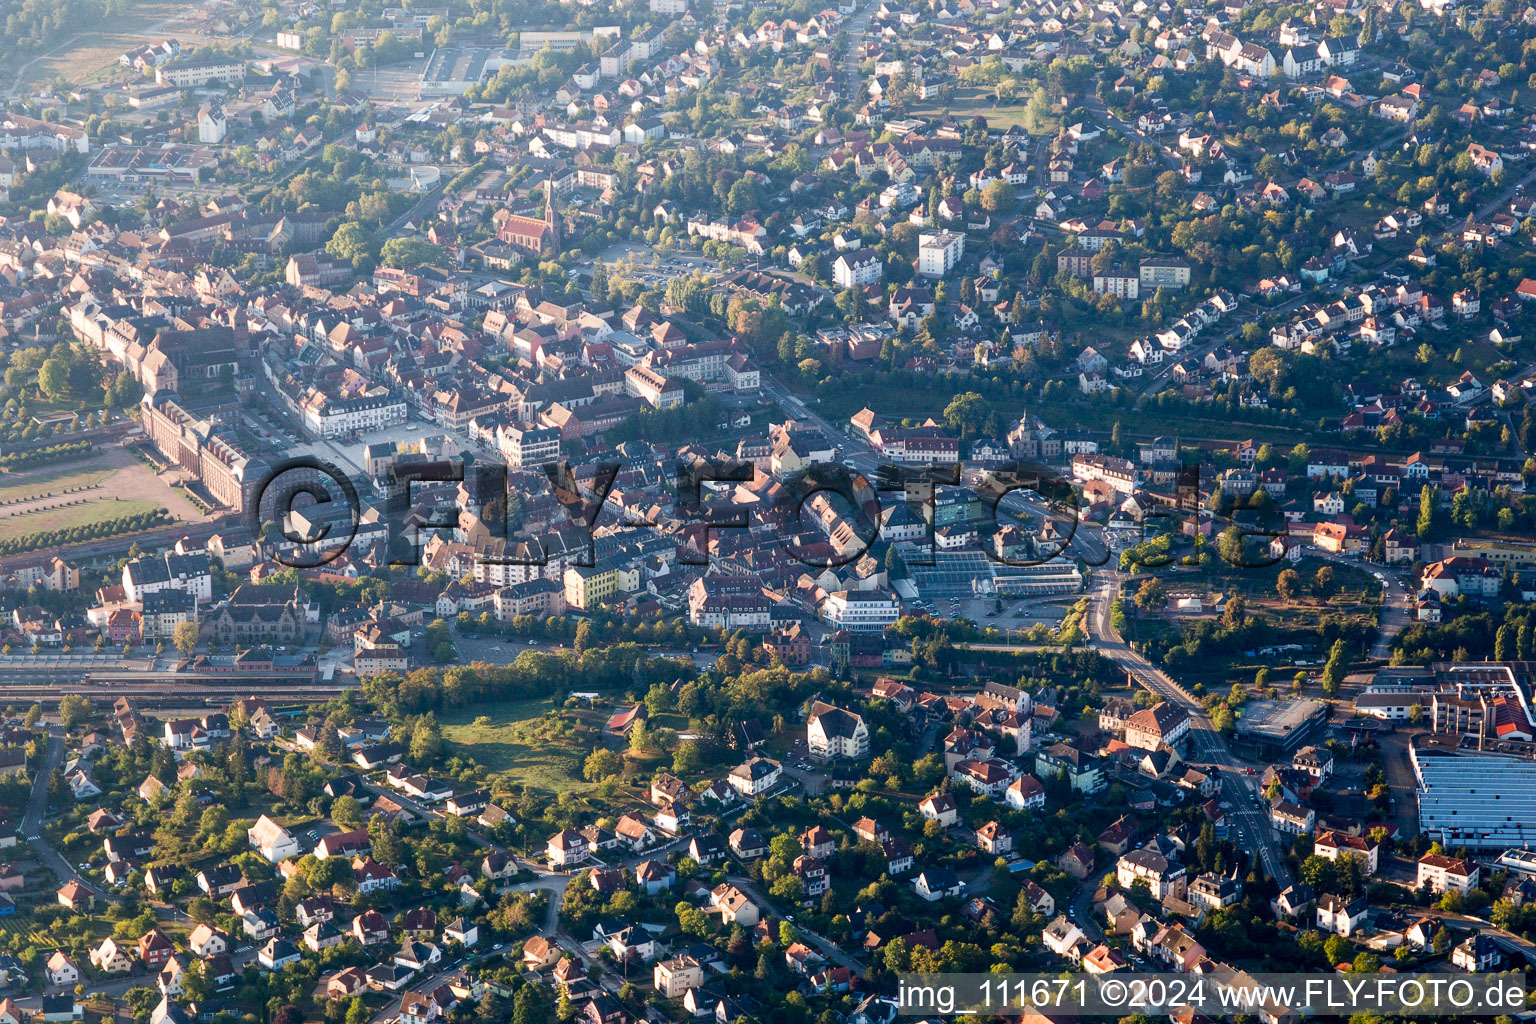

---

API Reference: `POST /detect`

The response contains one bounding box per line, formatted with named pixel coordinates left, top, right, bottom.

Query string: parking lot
left=452, top=634, right=553, bottom=661
left=780, top=737, right=831, bottom=795
left=243, top=408, right=303, bottom=449
left=282, top=415, right=483, bottom=480
left=596, top=244, right=730, bottom=286
left=905, top=593, right=1076, bottom=630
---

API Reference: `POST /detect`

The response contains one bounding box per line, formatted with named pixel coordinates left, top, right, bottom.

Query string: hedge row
left=0, top=440, right=93, bottom=470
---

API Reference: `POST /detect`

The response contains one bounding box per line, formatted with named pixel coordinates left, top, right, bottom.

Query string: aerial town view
left=3, top=0, right=1536, bottom=1019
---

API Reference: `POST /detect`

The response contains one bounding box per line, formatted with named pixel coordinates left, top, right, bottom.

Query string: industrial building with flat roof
left=419, top=47, right=518, bottom=96
left=1232, top=697, right=1326, bottom=757
left=1414, top=745, right=1536, bottom=849
left=894, top=548, right=1083, bottom=600
left=1495, top=847, right=1536, bottom=877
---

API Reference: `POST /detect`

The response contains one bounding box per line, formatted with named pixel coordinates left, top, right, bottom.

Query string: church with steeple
left=494, top=179, right=561, bottom=256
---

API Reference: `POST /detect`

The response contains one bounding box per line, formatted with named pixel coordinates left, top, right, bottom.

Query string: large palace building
left=141, top=392, right=270, bottom=514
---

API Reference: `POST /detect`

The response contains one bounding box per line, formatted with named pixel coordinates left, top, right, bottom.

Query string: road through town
left=1085, top=574, right=1297, bottom=889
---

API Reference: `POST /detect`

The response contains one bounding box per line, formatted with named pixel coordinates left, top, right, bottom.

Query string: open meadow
left=439, top=698, right=598, bottom=797
left=10, top=0, right=200, bottom=90
left=0, top=446, right=205, bottom=543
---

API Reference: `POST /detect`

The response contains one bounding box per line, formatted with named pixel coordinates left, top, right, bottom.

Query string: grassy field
left=648, top=712, right=690, bottom=733
left=13, top=0, right=184, bottom=86
left=0, top=464, right=114, bottom=504
left=819, top=385, right=944, bottom=423
left=0, top=497, right=162, bottom=542
left=907, top=86, right=1049, bottom=131
left=0, top=447, right=205, bottom=543
left=439, top=698, right=597, bottom=797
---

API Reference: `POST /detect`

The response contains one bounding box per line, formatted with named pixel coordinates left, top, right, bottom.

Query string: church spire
left=544, top=178, right=560, bottom=254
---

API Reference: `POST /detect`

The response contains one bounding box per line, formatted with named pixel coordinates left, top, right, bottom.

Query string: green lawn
left=907, top=86, right=1049, bottom=131
left=0, top=497, right=161, bottom=542
left=0, top=464, right=114, bottom=503
left=819, top=385, right=945, bottom=423
left=439, top=698, right=594, bottom=797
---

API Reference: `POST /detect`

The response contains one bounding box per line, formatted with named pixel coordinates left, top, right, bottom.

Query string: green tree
left=770, top=874, right=803, bottom=903
left=331, top=795, right=364, bottom=830
left=1132, top=578, right=1166, bottom=610
left=409, top=714, right=443, bottom=762
left=58, top=694, right=91, bottom=729
left=644, top=681, right=673, bottom=716
left=942, top=391, right=992, bottom=437
left=37, top=358, right=72, bottom=401
left=379, top=237, right=449, bottom=269
left=1417, top=484, right=1437, bottom=539
left=173, top=620, right=199, bottom=657
left=1496, top=624, right=1514, bottom=661
left=1358, top=5, right=1377, bottom=45
left=980, top=180, right=1015, bottom=213
left=1321, top=639, right=1348, bottom=697
left=672, top=742, right=702, bottom=774
left=326, top=221, right=375, bottom=267
left=1217, top=525, right=1249, bottom=566
left=1277, top=569, right=1302, bottom=601
left=512, top=983, right=553, bottom=1024
left=583, top=748, right=623, bottom=782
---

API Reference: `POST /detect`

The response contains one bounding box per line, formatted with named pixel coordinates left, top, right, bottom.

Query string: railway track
left=0, top=679, right=356, bottom=703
